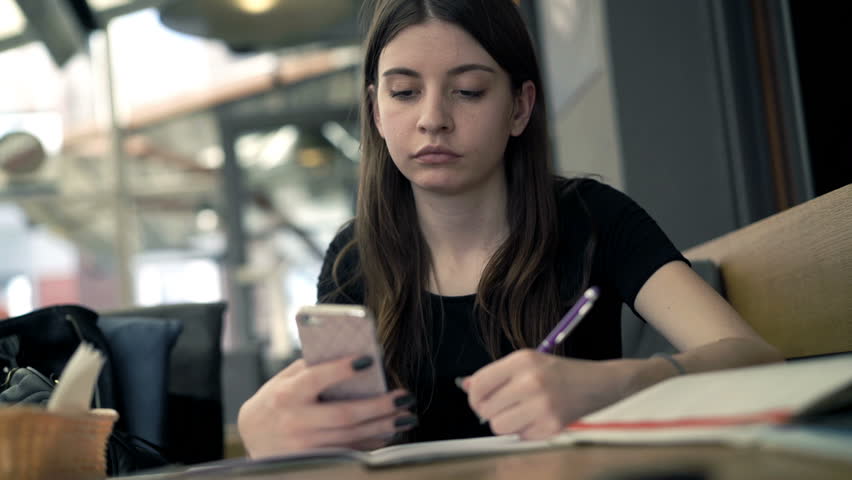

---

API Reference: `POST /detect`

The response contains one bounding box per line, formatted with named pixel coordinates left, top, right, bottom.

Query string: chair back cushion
left=103, top=302, right=226, bottom=464
left=98, top=315, right=182, bottom=446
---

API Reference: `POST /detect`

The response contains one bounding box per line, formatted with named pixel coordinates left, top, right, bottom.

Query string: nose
left=416, top=92, right=453, bottom=135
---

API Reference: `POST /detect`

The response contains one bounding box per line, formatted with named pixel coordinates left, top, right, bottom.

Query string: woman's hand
left=238, top=355, right=417, bottom=458
left=462, top=349, right=628, bottom=440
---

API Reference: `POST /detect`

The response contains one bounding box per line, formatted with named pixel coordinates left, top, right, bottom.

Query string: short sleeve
left=316, top=222, right=363, bottom=305
left=577, top=180, right=689, bottom=309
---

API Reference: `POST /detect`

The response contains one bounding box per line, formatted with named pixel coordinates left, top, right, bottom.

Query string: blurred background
left=0, top=0, right=848, bottom=446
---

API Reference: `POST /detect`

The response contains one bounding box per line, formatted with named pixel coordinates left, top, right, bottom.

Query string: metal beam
left=0, top=27, right=37, bottom=54
left=93, top=0, right=171, bottom=25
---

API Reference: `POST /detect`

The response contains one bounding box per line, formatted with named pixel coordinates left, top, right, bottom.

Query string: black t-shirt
left=316, top=178, right=687, bottom=442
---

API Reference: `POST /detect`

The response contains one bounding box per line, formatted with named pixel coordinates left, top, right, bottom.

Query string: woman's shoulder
left=323, top=220, right=359, bottom=270
left=328, top=220, right=356, bottom=251
left=318, top=221, right=358, bottom=276
left=553, top=176, right=634, bottom=218
left=318, top=220, right=363, bottom=304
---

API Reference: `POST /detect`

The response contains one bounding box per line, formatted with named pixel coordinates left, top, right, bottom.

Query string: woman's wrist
left=651, top=352, right=687, bottom=375
left=606, top=356, right=681, bottom=400
left=609, top=338, right=784, bottom=401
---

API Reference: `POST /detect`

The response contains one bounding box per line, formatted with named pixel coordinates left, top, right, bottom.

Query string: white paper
left=182, top=435, right=559, bottom=475
left=365, top=435, right=557, bottom=466
left=46, top=343, right=105, bottom=414
left=576, top=354, right=852, bottom=427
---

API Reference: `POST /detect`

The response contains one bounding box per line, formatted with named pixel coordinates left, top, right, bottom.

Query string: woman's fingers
left=278, top=359, right=306, bottom=377
left=486, top=398, right=537, bottom=436
left=239, top=354, right=420, bottom=457
left=486, top=395, right=566, bottom=439
left=465, top=361, right=511, bottom=405
left=467, top=351, right=585, bottom=437
left=466, top=349, right=539, bottom=405
left=288, top=355, right=376, bottom=402
left=477, top=382, right=569, bottom=437
left=259, top=359, right=305, bottom=393
left=282, top=389, right=415, bottom=430
left=474, top=370, right=547, bottom=421
left=519, top=415, right=567, bottom=440
left=351, top=436, right=393, bottom=452
left=301, top=410, right=419, bottom=449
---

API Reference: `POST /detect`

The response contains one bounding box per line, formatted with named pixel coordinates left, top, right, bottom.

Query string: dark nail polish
left=394, top=394, right=416, bottom=409
left=351, top=356, right=373, bottom=371
left=394, top=415, right=418, bottom=428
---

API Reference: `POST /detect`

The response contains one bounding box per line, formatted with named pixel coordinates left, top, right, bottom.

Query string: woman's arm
left=464, top=260, right=784, bottom=440
left=613, top=260, right=784, bottom=396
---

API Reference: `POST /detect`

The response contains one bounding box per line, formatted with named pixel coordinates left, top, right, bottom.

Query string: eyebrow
left=381, top=63, right=496, bottom=78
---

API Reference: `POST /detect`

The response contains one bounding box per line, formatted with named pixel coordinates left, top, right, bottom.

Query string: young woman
left=238, top=0, right=782, bottom=457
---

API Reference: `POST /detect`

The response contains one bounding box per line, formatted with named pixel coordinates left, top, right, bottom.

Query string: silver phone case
left=295, top=305, right=388, bottom=401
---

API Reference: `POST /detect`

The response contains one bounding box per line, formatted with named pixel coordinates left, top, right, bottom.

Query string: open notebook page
left=365, top=434, right=557, bottom=466
left=571, top=354, right=852, bottom=429
left=180, top=435, right=561, bottom=475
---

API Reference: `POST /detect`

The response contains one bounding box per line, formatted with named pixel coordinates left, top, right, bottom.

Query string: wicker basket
left=0, top=406, right=118, bottom=480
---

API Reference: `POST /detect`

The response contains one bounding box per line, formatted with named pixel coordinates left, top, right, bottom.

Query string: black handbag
left=0, top=305, right=171, bottom=475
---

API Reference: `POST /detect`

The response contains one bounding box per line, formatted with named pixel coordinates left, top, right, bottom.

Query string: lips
left=413, top=145, right=461, bottom=164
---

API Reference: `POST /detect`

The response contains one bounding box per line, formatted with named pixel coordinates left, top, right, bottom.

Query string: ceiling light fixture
left=159, top=0, right=358, bottom=53
left=232, top=0, right=279, bottom=15
left=0, top=0, right=26, bottom=39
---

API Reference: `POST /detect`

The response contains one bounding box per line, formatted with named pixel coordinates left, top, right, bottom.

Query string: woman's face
left=372, top=19, right=534, bottom=197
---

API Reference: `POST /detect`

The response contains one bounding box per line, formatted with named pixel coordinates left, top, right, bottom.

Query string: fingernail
left=479, top=416, right=488, bottom=424
left=351, top=356, right=373, bottom=371
left=394, top=393, right=416, bottom=408
left=394, top=415, right=418, bottom=428
left=454, top=377, right=467, bottom=391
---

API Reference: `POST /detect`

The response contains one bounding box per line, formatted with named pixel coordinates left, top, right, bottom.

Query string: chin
left=405, top=170, right=456, bottom=191
left=412, top=181, right=465, bottom=196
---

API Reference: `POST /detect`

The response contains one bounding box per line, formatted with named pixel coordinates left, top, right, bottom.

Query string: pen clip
left=553, top=300, right=594, bottom=344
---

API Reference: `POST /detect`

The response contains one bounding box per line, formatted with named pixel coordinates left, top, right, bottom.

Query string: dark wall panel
left=604, top=0, right=762, bottom=250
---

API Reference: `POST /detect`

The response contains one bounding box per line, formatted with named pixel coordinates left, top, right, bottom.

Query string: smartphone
left=295, top=304, right=388, bottom=401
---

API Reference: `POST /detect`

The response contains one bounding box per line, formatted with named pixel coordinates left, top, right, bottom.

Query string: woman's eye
left=457, top=89, right=485, bottom=99
left=390, top=90, right=416, bottom=99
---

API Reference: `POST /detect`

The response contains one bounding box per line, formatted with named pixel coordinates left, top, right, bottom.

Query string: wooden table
left=132, top=444, right=852, bottom=480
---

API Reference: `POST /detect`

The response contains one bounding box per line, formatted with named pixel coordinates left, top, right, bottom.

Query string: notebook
left=560, top=353, right=852, bottom=447
left=169, top=435, right=560, bottom=477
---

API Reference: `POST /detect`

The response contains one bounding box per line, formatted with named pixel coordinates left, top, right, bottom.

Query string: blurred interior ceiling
left=159, top=0, right=363, bottom=53
left=1, top=0, right=363, bottom=63
left=4, top=0, right=171, bottom=66
left=4, top=61, right=360, bottom=258
left=0, top=0, right=363, bottom=260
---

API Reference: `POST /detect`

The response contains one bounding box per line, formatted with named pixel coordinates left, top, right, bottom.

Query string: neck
left=413, top=179, right=510, bottom=258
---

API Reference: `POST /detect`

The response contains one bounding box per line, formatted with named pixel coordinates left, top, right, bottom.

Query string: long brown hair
left=329, top=0, right=583, bottom=390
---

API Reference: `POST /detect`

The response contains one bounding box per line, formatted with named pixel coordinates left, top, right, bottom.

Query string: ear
left=368, top=84, right=385, bottom=138
left=509, top=80, right=536, bottom=137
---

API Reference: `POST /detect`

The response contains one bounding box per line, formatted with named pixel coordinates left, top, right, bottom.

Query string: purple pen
left=536, top=286, right=600, bottom=353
